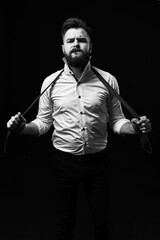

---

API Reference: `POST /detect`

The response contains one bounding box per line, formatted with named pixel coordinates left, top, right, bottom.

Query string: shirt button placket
left=77, top=85, right=88, bottom=149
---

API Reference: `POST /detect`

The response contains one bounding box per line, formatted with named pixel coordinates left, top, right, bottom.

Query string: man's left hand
left=131, top=116, right=152, bottom=134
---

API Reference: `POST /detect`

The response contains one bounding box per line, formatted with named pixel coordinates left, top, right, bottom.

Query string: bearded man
left=7, top=17, right=152, bottom=240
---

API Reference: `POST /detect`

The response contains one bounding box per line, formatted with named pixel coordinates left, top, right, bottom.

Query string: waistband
left=53, top=148, right=107, bottom=162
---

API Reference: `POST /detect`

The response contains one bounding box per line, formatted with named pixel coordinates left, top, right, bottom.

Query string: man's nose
left=73, top=39, right=79, bottom=47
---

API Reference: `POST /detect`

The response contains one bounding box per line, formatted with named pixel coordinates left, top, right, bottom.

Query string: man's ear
left=62, top=45, right=64, bottom=53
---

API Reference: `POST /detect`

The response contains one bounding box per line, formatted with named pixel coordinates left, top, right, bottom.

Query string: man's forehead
left=64, top=28, right=89, bottom=39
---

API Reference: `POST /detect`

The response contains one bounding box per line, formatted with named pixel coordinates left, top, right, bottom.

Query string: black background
left=0, top=1, right=160, bottom=239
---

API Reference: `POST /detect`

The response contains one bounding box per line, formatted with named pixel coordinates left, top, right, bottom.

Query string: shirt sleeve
left=31, top=77, right=54, bottom=135
left=107, top=75, right=130, bottom=134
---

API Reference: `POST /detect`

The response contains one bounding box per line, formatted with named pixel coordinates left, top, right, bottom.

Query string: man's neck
left=70, top=66, right=84, bottom=80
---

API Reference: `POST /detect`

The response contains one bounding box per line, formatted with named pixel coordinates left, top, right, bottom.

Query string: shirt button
left=80, top=111, right=83, bottom=114
left=79, top=96, right=81, bottom=98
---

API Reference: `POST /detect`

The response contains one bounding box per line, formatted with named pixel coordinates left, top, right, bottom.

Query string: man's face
left=62, top=28, right=92, bottom=68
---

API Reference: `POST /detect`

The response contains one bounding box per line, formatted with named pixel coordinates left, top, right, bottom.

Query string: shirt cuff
left=113, top=118, right=130, bottom=134
left=31, top=119, right=42, bottom=135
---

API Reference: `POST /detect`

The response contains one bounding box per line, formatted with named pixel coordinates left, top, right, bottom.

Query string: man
left=7, top=17, right=152, bottom=240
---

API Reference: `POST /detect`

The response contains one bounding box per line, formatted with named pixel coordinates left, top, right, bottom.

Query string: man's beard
left=64, top=49, right=91, bottom=69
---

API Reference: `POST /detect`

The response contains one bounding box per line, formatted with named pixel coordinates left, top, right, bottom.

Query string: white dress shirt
left=32, top=60, right=129, bottom=155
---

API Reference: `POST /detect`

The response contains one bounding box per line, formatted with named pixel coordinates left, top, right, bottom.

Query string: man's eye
left=67, top=40, right=74, bottom=43
left=66, top=38, right=87, bottom=43
left=79, top=39, right=87, bottom=43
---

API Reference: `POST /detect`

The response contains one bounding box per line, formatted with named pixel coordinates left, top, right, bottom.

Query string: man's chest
left=50, top=80, right=109, bottom=111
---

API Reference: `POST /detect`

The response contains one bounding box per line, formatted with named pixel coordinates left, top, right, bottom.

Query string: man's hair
left=61, top=17, right=92, bottom=40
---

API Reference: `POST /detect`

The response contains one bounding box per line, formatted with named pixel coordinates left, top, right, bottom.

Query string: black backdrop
left=0, top=1, right=160, bottom=239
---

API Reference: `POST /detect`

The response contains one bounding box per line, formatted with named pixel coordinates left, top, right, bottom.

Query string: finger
left=7, top=118, right=17, bottom=129
left=12, top=114, right=21, bottom=125
left=139, top=121, right=152, bottom=133
left=18, top=112, right=26, bottom=122
left=131, top=118, right=140, bottom=125
left=139, top=118, right=151, bottom=127
left=7, top=112, right=25, bottom=130
left=10, top=116, right=20, bottom=128
left=139, top=116, right=148, bottom=123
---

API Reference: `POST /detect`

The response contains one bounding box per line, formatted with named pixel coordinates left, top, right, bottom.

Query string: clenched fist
left=7, top=112, right=26, bottom=132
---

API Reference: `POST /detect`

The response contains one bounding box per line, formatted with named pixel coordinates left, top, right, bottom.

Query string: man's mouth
left=71, top=49, right=82, bottom=54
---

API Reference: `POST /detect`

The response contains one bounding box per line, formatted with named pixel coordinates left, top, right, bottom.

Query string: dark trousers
left=50, top=148, right=110, bottom=240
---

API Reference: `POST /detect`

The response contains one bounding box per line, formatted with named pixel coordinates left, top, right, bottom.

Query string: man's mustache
left=70, top=49, right=83, bottom=54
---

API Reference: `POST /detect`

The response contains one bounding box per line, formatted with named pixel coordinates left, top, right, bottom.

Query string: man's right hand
left=7, top=112, right=26, bottom=132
